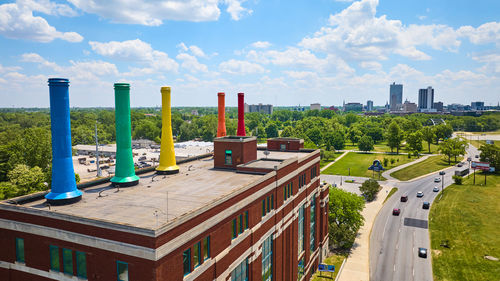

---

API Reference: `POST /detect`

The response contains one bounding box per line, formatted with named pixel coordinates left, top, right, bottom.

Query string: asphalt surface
left=369, top=144, right=480, bottom=281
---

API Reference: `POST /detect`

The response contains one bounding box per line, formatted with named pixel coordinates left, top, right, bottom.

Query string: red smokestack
left=217, top=92, right=226, bottom=137
left=237, top=92, right=246, bottom=136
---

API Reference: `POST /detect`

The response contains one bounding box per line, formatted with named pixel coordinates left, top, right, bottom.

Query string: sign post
left=471, top=161, right=490, bottom=185
left=318, top=264, right=335, bottom=279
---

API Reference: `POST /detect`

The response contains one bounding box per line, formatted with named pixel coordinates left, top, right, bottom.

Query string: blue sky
left=0, top=0, right=499, bottom=107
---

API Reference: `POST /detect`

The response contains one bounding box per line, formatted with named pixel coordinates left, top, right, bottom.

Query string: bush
left=383, top=158, right=389, bottom=167
left=359, top=179, right=381, bottom=201
left=452, top=175, right=463, bottom=185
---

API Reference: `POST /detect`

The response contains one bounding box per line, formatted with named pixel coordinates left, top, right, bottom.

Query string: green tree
left=331, top=132, right=345, bottom=151
left=479, top=144, right=500, bottom=171
left=439, top=138, right=467, bottom=164
left=359, top=179, right=380, bottom=201
left=9, top=127, right=52, bottom=173
left=306, top=127, right=323, bottom=147
left=133, top=119, right=161, bottom=141
left=329, top=187, right=365, bottom=249
left=421, top=126, right=436, bottom=153
left=452, top=175, right=463, bottom=185
left=406, top=131, right=423, bottom=157
left=0, top=182, right=20, bottom=200
left=178, top=122, right=198, bottom=141
left=8, top=164, right=47, bottom=195
left=347, top=127, right=362, bottom=145
left=434, top=124, right=453, bottom=144
left=265, top=122, right=279, bottom=138
left=358, top=135, right=374, bottom=153
left=386, top=121, right=403, bottom=154
left=280, top=126, right=294, bottom=137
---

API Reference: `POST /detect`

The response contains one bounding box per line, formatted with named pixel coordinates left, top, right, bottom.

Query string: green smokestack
left=111, top=83, right=139, bottom=187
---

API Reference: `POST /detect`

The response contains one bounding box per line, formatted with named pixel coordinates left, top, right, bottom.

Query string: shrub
left=359, top=179, right=380, bottom=201
left=452, top=175, right=463, bottom=185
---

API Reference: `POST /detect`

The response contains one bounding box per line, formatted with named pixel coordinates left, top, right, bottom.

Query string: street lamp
left=439, top=171, right=445, bottom=193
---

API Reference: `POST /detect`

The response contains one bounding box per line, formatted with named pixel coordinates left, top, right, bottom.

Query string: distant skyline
left=0, top=0, right=499, bottom=108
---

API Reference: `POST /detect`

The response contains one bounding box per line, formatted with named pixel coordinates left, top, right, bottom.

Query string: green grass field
left=310, top=253, right=347, bottom=281
left=321, top=152, right=417, bottom=179
left=344, top=141, right=440, bottom=154
left=430, top=174, right=500, bottom=281
left=320, top=152, right=344, bottom=168
left=389, top=155, right=452, bottom=181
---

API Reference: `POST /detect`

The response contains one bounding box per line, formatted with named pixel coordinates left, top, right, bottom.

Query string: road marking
left=396, top=243, right=398, bottom=250
left=413, top=268, right=415, bottom=276
left=394, top=265, right=396, bottom=272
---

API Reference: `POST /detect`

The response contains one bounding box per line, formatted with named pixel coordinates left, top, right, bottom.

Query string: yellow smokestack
left=156, top=86, right=179, bottom=175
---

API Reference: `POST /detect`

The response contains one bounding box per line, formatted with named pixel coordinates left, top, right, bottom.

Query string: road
left=369, top=144, right=480, bottom=281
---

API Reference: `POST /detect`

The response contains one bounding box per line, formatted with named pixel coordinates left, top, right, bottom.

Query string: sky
left=0, top=0, right=499, bottom=108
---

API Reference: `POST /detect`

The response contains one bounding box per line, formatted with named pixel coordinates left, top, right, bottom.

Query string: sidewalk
left=381, top=154, right=435, bottom=181
left=337, top=185, right=392, bottom=281
left=321, top=151, right=349, bottom=172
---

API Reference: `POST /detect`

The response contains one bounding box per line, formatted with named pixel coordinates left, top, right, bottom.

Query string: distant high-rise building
left=471, top=101, right=485, bottom=111
left=389, top=82, right=403, bottom=111
left=310, top=103, right=321, bottom=111
left=344, top=102, right=363, bottom=112
left=433, top=102, right=443, bottom=112
left=245, top=103, right=273, bottom=114
left=418, top=86, right=434, bottom=111
left=366, top=100, right=374, bottom=111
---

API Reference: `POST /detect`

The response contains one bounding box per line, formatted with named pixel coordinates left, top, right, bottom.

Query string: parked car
left=434, top=177, right=441, bottom=183
left=423, top=202, right=430, bottom=209
left=392, top=208, right=401, bottom=216
left=417, top=191, right=424, bottom=197
left=418, top=247, right=427, bottom=258
left=457, top=162, right=463, bottom=167
left=433, top=186, right=439, bottom=192
left=400, top=195, right=408, bottom=202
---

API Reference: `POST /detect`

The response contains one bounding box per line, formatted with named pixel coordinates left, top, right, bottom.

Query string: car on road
left=392, top=208, right=401, bottom=216
left=400, top=195, right=408, bottom=202
left=475, top=155, right=479, bottom=158
left=457, top=162, right=463, bottom=167
left=434, top=177, right=441, bottom=183
left=433, top=186, right=439, bottom=192
left=423, top=202, right=430, bottom=209
left=418, top=247, right=428, bottom=258
left=417, top=191, right=424, bottom=197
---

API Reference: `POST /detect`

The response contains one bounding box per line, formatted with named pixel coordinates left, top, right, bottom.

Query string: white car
left=417, top=191, right=424, bottom=197
left=434, top=177, right=441, bottom=183
left=433, top=186, right=439, bottom=192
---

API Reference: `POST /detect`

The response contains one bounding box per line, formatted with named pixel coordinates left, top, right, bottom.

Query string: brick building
left=0, top=137, right=328, bottom=281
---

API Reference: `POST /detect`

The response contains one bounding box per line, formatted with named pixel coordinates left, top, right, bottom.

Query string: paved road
left=369, top=144, right=480, bottom=281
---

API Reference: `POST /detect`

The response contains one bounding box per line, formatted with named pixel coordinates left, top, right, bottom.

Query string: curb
left=335, top=258, right=347, bottom=281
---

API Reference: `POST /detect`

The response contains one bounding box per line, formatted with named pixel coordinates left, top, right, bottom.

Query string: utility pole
left=95, top=122, right=102, bottom=177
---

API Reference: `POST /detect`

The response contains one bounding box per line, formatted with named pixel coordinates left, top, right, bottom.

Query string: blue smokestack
left=45, top=78, right=82, bottom=205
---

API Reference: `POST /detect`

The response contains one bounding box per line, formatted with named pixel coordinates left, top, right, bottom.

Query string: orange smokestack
left=217, top=92, right=226, bottom=137
left=237, top=92, right=246, bottom=136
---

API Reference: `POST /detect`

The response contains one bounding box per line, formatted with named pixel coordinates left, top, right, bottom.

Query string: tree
left=479, top=144, right=500, bottom=171
left=280, top=126, right=294, bottom=138
left=306, top=127, right=323, bottom=147
left=406, top=131, right=423, bottom=157
left=265, top=122, right=279, bottom=138
left=358, top=135, right=374, bottom=153
left=421, top=126, right=436, bottom=153
left=321, top=150, right=336, bottom=161
left=383, top=158, right=389, bottom=167
left=9, top=127, right=52, bottom=173
left=8, top=164, right=47, bottom=195
left=434, top=124, right=453, bottom=144
left=133, top=119, right=161, bottom=141
left=347, top=127, right=362, bottom=145
left=329, top=187, right=365, bottom=249
left=452, top=175, right=463, bottom=185
left=439, top=138, right=467, bottom=164
left=359, top=179, right=380, bottom=201
left=0, top=182, right=19, bottom=200
left=366, top=127, right=384, bottom=143
left=386, top=121, right=403, bottom=154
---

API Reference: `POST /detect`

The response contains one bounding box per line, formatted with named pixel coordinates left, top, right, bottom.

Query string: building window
left=194, top=242, right=201, bottom=268
left=297, top=257, right=304, bottom=281
left=262, top=194, right=274, bottom=217
left=262, top=235, right=273, bottom=281
left=15, top=238, right=25, bottom=263
left=231, top=258, right=248, bottom=281
left=203, top=236, right=210, bottom=260
left=117, top=261, right=129, bottom=281
left=299, top=174, right=306, bottom=189
left=280, top=144, right=286, bottom=151
left=76, top=251, right=87, bottom=279
left=311, top=166, right=317, bottom=179
left=63, top=248, right=73, bottom=275
left=225, top=150, right=232, bottom=165
left=310, top=194, right=316, bottom=253
left=183, top=249, right=191, bottom=276
left=298, top=205, right=305, bottom=255
left=50, top=245, right=60, bottom=272
left=233, top=211, right=250, bottom=239
left=283, top=182, right=293, bottom=201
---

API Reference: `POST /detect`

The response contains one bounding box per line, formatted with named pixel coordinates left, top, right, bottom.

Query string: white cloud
left=0, top=1, right=83, bottom=42
left=472, top=52, right=500, bottom=74
left=176, top=53, right=208, bottom=73
left=219, top=59, right=267, bottom=75
left=89, top=39, right=179, bottom=74
left=359, top=61, right=382, bottom=71
left=250, top=41, right=271, bottom=49
left=68, top=0, right=251, bottom=26
left=177, top=43, right=208, bottom=58
left=458, top=22, right=500, bottom=46
left=224, top=0, right=252, bottom=20
left=298, top=0, right=461, bottom=62
left=0, top=63, right=22, bottom=73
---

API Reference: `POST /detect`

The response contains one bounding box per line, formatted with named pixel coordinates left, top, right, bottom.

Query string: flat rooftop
left=2, top=150, right=312, bottom=233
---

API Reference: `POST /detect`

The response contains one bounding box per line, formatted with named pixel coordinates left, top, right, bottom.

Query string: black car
left=423, top=202, right=430, bottom=209
left=418, top=247, right=427, bottom=258
left=401, top=195, right=408, bottom=202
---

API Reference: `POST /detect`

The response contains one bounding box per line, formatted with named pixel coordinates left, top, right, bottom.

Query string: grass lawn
left=321, top=152, right=417, bottom=180
left=384, top=187, right=398, bottom=203
left=389, top=155, right=452, bottom=181
left=429, top=174, right=500, bottom=281
left=310, top=253, right=347, bottom=281
left=345, top=141, right=440, bottom=154
left=320, top=152, right=344, bottom=168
